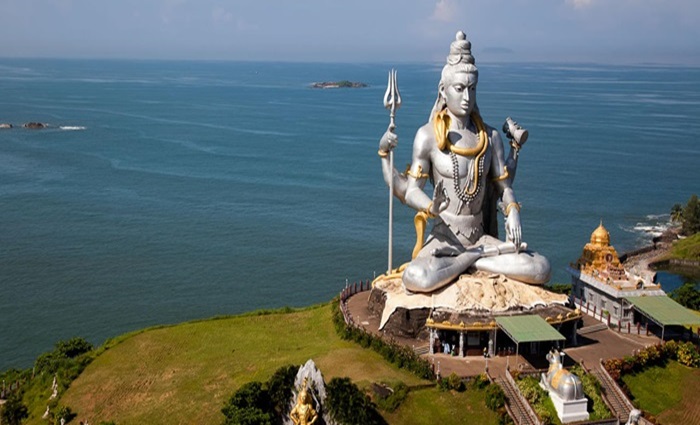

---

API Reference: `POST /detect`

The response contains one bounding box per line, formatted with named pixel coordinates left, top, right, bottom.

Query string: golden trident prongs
left=382, top=69, right=401, bottom=273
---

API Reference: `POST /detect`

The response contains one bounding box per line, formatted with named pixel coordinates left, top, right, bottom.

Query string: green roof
left=624, top=296, right=700, bottom=326
left=495, top=315, right=566, bottom=343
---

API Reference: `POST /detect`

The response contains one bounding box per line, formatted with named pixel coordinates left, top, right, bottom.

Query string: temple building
left=568, top=222, right=664, bottom=328
left=568, top=223, right=700, bottom=339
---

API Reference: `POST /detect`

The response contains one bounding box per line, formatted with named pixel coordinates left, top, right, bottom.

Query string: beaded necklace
left=436, top=111, right=488, bottom=203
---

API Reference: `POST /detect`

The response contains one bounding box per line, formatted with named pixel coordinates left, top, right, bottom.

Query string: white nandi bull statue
left=540, top=349, right=585, bottom=401
left=626, top=409, right=642, bottom=425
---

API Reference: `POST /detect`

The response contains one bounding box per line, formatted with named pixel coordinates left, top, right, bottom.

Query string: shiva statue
left=378, top=31, right=550, bottom=293
left=289, top=377, right=318, bottom=425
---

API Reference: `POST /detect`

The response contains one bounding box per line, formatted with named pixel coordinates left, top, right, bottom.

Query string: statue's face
left=441, top=71, right=477, bottom=118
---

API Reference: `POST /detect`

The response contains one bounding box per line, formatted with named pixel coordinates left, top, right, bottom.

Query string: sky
left=1, top=0, right=699, bottom=64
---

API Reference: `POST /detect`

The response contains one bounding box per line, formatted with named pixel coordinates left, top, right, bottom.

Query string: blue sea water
left=1, top=59, right=699, bottom=370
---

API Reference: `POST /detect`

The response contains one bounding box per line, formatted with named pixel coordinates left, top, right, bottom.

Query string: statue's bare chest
left=431, top=133, right=492, bottom=179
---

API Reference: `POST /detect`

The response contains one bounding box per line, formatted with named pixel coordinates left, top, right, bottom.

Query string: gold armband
left=405, top=164, right=429, bottom=180
left=505, top=202, right=521, bottom=216
left=378, top=149, right=389, bottom=158
left=492, top=166, right=509, bottom=182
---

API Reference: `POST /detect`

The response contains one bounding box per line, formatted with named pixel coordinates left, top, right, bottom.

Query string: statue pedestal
left=370, top=271, right=569, bottom=331
left=548, top=391, right=589, bottom=424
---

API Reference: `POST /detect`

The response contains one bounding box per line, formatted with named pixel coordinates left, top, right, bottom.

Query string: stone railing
left=598, top=360, right=655, bottom=425
left=505, top=368, right=541, bottom=425
left=338, top=280, right=372, bottom=325
left=571, top=296, right=615, bottom=325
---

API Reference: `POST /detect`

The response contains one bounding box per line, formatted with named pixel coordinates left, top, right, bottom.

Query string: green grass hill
left=32, top=304, right=500, bottom=425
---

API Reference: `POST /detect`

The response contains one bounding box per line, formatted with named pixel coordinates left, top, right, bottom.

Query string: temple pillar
left=459, top=331, right=465, bottom=358
left=429, top=329, right=435, bottom=355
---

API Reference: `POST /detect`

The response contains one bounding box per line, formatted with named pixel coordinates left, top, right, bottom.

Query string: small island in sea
left=310, top=80, right=368, bottom=89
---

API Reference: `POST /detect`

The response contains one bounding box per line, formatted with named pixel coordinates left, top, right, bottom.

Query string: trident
left=383, top=69, right=401, bottom=273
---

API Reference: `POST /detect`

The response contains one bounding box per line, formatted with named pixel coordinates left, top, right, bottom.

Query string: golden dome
left=590, top=221, right=610, bottom=246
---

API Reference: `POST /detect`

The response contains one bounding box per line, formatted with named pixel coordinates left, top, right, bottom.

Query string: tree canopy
left=674, top=194, right=700, bottom=236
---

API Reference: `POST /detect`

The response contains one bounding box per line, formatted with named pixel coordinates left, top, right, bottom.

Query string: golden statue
left=289, top=377, right=318, bottom=425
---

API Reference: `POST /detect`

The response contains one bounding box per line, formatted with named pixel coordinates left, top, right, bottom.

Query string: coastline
left=621, top=225, right=700, bottom=283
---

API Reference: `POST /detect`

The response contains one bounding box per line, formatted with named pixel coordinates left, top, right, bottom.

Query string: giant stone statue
left=378, top=31, right=550, bottom=293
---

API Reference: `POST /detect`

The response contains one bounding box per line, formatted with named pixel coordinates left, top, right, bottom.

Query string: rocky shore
left=620, top=225, right=696, bottom=277
left=0, top=122, right=49, bottom=129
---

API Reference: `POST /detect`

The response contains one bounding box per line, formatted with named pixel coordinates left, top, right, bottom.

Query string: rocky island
left=23, top=122, right=49, bottom=129
left=310, top=80, right=367, bottom=89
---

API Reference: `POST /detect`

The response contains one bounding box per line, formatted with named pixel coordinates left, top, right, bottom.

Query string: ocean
left=1, top=59, right=699, bottom=370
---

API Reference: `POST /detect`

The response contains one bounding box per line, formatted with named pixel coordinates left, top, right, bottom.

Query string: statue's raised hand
left=429, top=180, right=450, bottom=216
left=505, top=208, right=522, bottom=251
left=379, top=124, right=398, bottom=154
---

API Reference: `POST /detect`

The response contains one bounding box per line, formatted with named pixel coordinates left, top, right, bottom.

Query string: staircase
left=591, top=366, right=632, bottom=422
left=495, top=375, right=539, bottom=425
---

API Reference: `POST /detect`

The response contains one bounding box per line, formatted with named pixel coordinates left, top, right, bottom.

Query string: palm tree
left=671, top=203, right=683, bottom=223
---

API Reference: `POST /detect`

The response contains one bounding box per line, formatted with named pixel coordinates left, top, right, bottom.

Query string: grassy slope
left=671, top=232, right=700, bottom=261
left=46, top=304, right=497, bottom=425
left=383, top=387, right=498, bottom=425
left=622, top=360, right=700, bottom=425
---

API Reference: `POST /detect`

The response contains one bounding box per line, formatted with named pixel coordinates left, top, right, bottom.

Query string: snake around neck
left=433, top=109, right=489, bottom=203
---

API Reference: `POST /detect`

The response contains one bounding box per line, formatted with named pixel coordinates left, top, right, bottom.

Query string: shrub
left=470, top=373, right=490, bottom=390
left=331, top=298, right=435, bottom=380
left=326, top=377, right=386, bottom=425
left=671, top=282, right=700, bottom=311
left=220, top=364, right=302, bottom=425
left=570, top=365, right=612, bottom=420
left=0, top=392, right=29, bottom=425
left=266, top=364, right=298, bottom=416
left=450, top=373, right=465, bottom=391
left=517, top=376, right=544, bottom=405
left=34, top=337, right=95, bottom=380
left=681, top=194, right=700, bottom=235
left=497, top=407, right=514, bottom=425
left=547, top=283, right=572, bottom=295
left=438, top=373, right=465, bottom=392
left=221, top=381, right=274, bottom=425
left=374, top=382, right=408, bottom=413
left=485, top=383, right=505, bottom=411
left=53, top=405, right=77, bottom=425
left=55, top=337, right=94, bottom=359
left=675, top=341, right=700, bottom=367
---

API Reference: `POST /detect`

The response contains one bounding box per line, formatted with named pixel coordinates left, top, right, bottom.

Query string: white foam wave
left=59, top=126, right=86, bottom=131
left=632, top=222, right=670, bottom=237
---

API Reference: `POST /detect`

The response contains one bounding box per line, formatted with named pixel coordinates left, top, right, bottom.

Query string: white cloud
left=212, top=7, right=233, bottom=23
left=567, top=0, right=595, bottom=10
left=431, top=0, right=457, bottom=22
